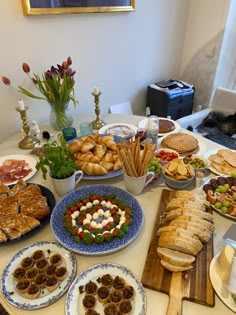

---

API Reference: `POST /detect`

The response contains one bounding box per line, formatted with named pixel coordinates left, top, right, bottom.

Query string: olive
left=210, top=178, right=218, bottom=189
left=203, top=184, right=212, bottom=193
left=217, top=177, right=227, bottom=185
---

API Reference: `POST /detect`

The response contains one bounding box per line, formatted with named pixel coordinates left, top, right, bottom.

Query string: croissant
left=93, top=144, right=107, bottom=160
left=81, top=139, right=96, bottom=153
left=68, top=139, right=83, bottom=153
left=79, top=153, right=100, bottom=163
left=113, top=157, right=122, bottom=171
left=99, top=161, right=114, bottom=172
left=79, top=161, right=108, bottom=175
left=102, top=135, right=117, bottom=151
left=101, top=150, right=114, bottom=163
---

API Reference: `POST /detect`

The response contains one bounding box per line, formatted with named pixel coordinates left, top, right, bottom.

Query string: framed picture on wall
left=21, top=0, right=135, bottom=15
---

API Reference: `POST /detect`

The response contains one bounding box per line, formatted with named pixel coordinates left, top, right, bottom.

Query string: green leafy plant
left=36, top=134, right=78, bottom=180
left=2, top=56, right=78, bottom=106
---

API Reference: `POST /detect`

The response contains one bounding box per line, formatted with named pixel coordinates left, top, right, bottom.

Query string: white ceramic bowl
left=182, top=154, right=209, bottom=171
left=162, top=164, right=195, bottom=189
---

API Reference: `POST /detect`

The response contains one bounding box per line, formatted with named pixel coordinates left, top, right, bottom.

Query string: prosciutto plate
left=0, top=155, right=37, bottom=185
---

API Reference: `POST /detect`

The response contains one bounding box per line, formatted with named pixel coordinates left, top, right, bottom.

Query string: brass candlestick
left=16, top=106, right=40, bottom=149
left=91, top=92, right=106, bottom=130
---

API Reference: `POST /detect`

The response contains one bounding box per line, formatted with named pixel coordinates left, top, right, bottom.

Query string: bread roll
left=68, top=139, right=83, bottom=153
left=102, top=135, right=117, bottom=151
left=79, top=153, right=100, bottom=163
left=81, top=140, right=96, bottom=153
left=93, top=144, right=107, bottom=160
left=99, top=162, right=114, bottom=172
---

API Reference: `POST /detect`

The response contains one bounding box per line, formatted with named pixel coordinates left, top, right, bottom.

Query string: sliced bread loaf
left=157, top=247, right=195, bottom=267
left=160, top=259, right=193, bottom=272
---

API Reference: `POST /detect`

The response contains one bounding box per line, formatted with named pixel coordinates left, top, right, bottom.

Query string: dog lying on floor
left=187, top=111, right=236, bottom=150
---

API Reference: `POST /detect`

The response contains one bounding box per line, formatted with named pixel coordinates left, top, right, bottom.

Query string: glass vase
left=48, top=101, right=73, bottom=130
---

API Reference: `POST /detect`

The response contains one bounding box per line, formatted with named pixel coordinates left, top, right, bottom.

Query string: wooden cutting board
left=141, top=189, right=215, bottom=314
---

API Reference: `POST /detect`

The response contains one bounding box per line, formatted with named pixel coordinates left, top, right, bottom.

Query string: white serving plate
left=210, top=252, right=236, bottom=312
left=203, top=149, right=236, bottom=176
left=138, top=117, right=181, bottom=137
left=0, top=154, right=37, bottom=185
left=1, top=241, right=77, bottom=310
left=65, top=263, right=147, bottom=315
left=99, top=123, right=138, bottom=138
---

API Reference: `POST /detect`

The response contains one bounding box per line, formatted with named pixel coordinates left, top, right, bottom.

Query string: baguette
left=165, top=207, right=214, bottom=222
left=171, top=214, right=215, bottom=232
left=160, top=259, right=193, bottom=272
left=157, top=247, right=195, bottom=267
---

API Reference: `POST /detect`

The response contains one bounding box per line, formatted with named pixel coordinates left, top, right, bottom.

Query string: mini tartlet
left=122, top=285, right=135, bottom=300
left=25, top=267, right=39, bottom=282
left=119, top=299, right=132, bottom=315
left=113, top=276, right=126, bottom=290
left=101, top=274, right=113, bottom=288
left=109, top=289, right=123, bottom=304
left=13, top=267, right=26, bottom=280
left=55, top=266, right=68, bottom=281
left=85, top=310, right=100, bottom=315
left=82, top=294, right=96, bottom=310
left=97, top=286, right=110, bottom=303
left=45, top=264, right=57, bottom=278
left=104, top=302, right=118, bottom=315
left=26, top=284, right=41, bottom=299
left=50, top=253, right=62, bottom=266
left=45, top=276, right=59, bottom=292
left=20, top=257, right=34, bottom=269
left=32, top=250, right=45, bottom=261
left=36, top=258, right=49, bottom=272
left=35, top=273, right=47, bottom=288
left=84, top=280, right=98, bottom=295
left=15, top=279, right=30, bottom=294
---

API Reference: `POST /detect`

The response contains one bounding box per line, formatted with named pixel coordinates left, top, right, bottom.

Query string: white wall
left=0, top=0, right=189, bottom=143
left=180, top=0, right=230, bottom=110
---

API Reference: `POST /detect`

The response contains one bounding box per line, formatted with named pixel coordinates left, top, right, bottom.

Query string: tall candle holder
left=91, top=91, right=106, bottom=130
left=16, top=106, right=40, bottom=149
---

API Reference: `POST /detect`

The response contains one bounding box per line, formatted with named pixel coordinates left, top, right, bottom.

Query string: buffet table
left=0, top=113, right=235, bottom=315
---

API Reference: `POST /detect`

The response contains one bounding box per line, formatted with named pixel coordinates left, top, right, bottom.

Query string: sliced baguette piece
left=159, top=233, right=203, bottom=256
left=165, top=207, right=214, bottom=222
left=157, top=226, right=194, bottom=238
left=160, top=259, right=193, bottom=272
left=168, top=220, right=212, bottom=243
left=157, top=247, right=195, bottom=267
left=170, top=214, right=215, bottom=232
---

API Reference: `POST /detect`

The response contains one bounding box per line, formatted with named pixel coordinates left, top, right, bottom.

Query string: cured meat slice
left=0, top=159, right=32, bottom=184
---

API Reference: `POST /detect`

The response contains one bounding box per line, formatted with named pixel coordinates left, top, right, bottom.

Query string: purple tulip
left=2, top=76, right=11, bottom=85
left=22, top=63, right=30, bottom=73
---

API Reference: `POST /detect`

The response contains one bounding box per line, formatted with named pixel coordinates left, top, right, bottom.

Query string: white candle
left=18, top=99, right=25, bottom=110
left=93, top=85, right=99, bottom=95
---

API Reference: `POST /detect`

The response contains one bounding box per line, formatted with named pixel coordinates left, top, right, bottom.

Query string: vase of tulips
left=2, top=56, right=78, bottom=130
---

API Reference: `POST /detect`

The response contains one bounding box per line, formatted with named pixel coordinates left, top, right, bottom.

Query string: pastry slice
left=0, top=195, right=19, bottom=216
left=20, top=196, right=50, bottom=220
left=17, top=184, right=42, bottom=203
left=0, top=225, right=21, bottom=240
left=0, top=229, right=7, bottom=242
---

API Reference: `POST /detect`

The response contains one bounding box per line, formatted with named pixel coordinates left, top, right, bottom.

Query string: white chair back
left=108, top=101, right=133, bottom=115
left=210, top=87, right=236, bottom=114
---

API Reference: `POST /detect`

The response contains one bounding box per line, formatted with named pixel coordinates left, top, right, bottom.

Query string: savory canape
left=113, top=276, right=126, bottom=290
left=26, top=284, right=41, bottom=299
left=104, top=302, right=118, bottom=315
left=101, top=274, right=113, bottom=288
left=49, top=253, right=62, bottom=266
left=85, top=310, right=100, bottom=315
left=12, top=267, right=26, bottom=280
left=35, top=273, right=47, bottom=288
left=35, top=258, right=49, bottom=272
left=45, top=276, right=59, bottom=292
left=55, top=266, right=68, bottom=281
left=32, top=250, right=45, bottom=261
left=82, top=294, right=96, bottom=310
left=109, top=289, right=123, bottom=305
left=122, top=285, right=135, bottom=301
left=15, top=279, right=30, bottom=294
left=25, top=267, right=39, bottom=282
left=20, top=256, right=34, bottom=269
left=45, top=264, right=57, bottom=278
left=97, top=286, right=110, bottom=303
left=84, top=280, right=98, bottom=295
left=119, top=299, right=132, bottom=315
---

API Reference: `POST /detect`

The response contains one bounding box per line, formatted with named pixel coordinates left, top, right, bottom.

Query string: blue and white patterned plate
left=1, top=241, right=77, bottom=310
left=50, top=185, right=144, bottom=255
left=65, top=263, right=147, bottom=315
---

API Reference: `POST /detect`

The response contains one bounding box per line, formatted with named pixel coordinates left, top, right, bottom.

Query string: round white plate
left=1, top=241, right=77, bottom=310
left=0, top=154, right=37, bottom=185
left=203, top=149, right=236, bottom=176
left=210, top=252, right=236, bottom=312
left=99, top=123, right=138, bottom=138
left=158, top=137, right=207, bottom=156
left=65, top=263, right=147, bottom=315
left=138, top=117, right=181, bottom=137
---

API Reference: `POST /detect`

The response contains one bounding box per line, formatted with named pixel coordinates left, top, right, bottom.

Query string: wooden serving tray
left=141, top=189, right=215, bottom=314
